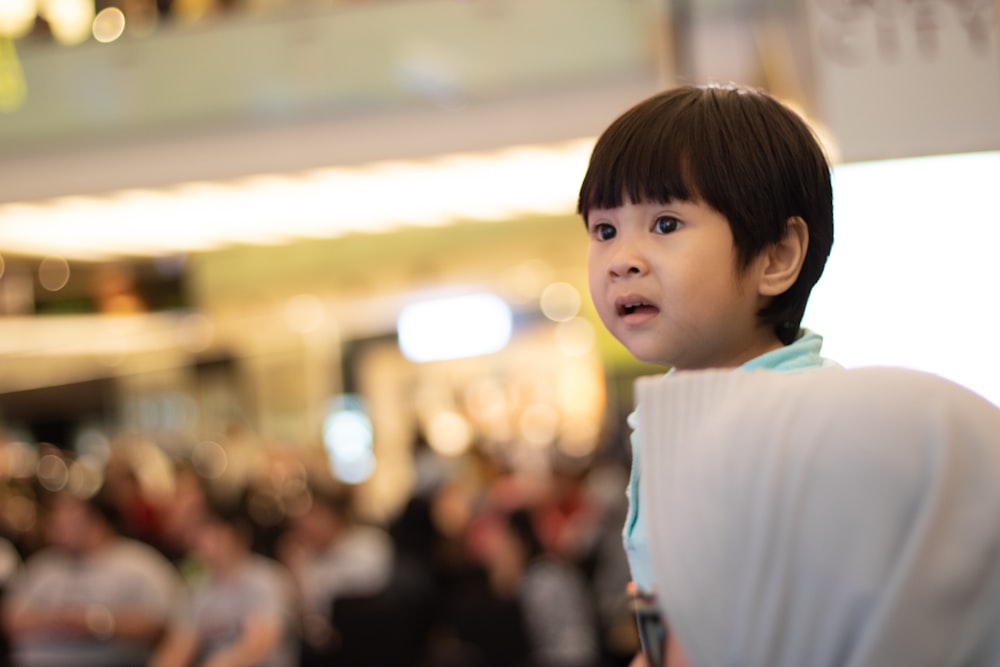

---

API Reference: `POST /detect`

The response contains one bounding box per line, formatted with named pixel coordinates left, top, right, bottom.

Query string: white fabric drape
left=636, top=366, right=1000, bottom=667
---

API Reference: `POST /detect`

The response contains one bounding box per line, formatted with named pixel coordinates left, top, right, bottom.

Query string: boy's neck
left=731, top=335, right=787, bottom=367
left=674, top=332, right=787, bottom=372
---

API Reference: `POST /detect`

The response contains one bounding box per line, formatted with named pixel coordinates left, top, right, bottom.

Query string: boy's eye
left=591, top=222, right=616, bottom=241
left=654, top=215, right=681, bottom=234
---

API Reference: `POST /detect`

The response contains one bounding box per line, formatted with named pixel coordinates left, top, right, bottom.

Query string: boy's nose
left=608, top=246, right=647, bottom=278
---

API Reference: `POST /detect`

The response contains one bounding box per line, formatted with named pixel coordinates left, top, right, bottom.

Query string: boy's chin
left=627, top=346, right=672, bottom=368
left=613, top=331, right=674, bottom=366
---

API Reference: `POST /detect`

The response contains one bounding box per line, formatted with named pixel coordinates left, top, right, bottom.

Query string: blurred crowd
left=0, top=427, right=639, bottom=667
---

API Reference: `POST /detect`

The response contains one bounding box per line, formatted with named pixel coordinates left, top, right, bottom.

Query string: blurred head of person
left=289, top=485, right=353, bottom=553
left=190, top=490, right=255, bottom=574
left=44, top=488, right=122, bottom=555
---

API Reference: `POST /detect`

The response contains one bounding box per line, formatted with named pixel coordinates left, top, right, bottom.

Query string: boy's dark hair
left=577, top=84, right=834, bottom=344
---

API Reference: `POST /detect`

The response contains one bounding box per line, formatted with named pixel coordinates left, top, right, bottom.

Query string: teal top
left=623, top=330, right=836, bottom=592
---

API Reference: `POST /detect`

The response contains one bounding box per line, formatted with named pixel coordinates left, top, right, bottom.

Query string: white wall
left=805, top=151, right=1000, bottom=406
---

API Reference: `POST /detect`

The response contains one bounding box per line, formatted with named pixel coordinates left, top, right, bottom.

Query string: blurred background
left=0, top=0, right=998, bottom=665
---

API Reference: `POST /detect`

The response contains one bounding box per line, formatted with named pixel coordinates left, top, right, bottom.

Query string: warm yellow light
left=0, top=138, right=595, bottom=260
left=41, top=0, right=94, bottom=44
left=0, top=0, right=37, bottom=38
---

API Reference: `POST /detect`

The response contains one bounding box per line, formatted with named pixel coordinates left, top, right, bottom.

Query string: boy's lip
left=614, top=294, right=659, bottom=318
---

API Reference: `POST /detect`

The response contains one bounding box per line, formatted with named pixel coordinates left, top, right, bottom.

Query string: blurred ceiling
left=0, top=0, right=667, bottom=263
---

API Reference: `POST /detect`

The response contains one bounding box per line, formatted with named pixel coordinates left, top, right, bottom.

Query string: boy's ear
left=758, top=216, right=808, bottom=296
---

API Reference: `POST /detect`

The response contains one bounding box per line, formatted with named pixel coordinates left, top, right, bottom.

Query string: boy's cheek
left=592, top=302, right=618, bottom=336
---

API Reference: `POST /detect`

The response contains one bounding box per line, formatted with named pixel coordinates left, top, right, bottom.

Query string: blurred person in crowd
left=635, top=366, right=1000, bottom=667
left=442, top=516, right=532, bottom=667
left=212, top=422, right=265, bottom=506
left=102, top=457, right=164, bottom=548
left=388, top=458, right=472, bottom=667
left=486, top=458, right=633, bottom=666
left=407, top=458, right=532, bottom=667
left=484, top=508, right=600, bottom=667
left=2, top=486, right=180, bottom=667
left=150, top=490, right=298, bottom=667
left=574, top=455, right=639, bottom=666
left=388, top=430, right=455, bottom=572
left=276, top=484, right=393, bottom=664
left=157, top=463, right=209, bottom=566
left=577, top=82, right=836, bottom=667
left=533, top=465, right=602, bottom=563
left=0, top=534, right=22, bottom=667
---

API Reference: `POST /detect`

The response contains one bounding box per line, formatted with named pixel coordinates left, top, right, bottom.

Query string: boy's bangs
left=578, top=120, right=700, bottom=218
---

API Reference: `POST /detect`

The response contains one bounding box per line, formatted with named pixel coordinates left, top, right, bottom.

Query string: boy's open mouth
left=617, top=299, right=658, bottom=317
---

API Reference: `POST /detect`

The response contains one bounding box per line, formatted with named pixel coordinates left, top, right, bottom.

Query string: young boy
left=578, top=83, right=836, bottom=666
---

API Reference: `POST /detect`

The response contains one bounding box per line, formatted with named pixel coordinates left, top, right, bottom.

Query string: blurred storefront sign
left=806, top=0, right=1000, bottom=162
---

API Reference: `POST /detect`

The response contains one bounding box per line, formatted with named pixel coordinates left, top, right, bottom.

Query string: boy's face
left=586, top=198, right=779, bottom=370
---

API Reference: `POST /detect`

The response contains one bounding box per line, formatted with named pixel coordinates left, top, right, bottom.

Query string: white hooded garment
left=636, top=366, right=1000, bottom=667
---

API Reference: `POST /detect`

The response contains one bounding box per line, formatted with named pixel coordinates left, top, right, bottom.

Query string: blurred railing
left=2, top=0, right=667, bottom=154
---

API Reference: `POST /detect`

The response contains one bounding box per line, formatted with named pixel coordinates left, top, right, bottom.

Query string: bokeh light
left=519, top=403, right=559, bottom=448
left=92, top=6, right=125, bottom=42
left=191, top=440, right=228, bottom=479
left=0, top=0, right=36, bottom=39
left=36, top=453, right=69, bottom=492
left=67, top=456, right=105, bottom=498
left=323, top=395, right=375, bottom=484
left=398, top=293, right=512, bottom=363
left=539, top=282, right=581, bottom=322
left=42, top=0, right=95, bottom=44
left=426, top=410, right=473, bottom=457
left=38, top=256, right=70, bottom=291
